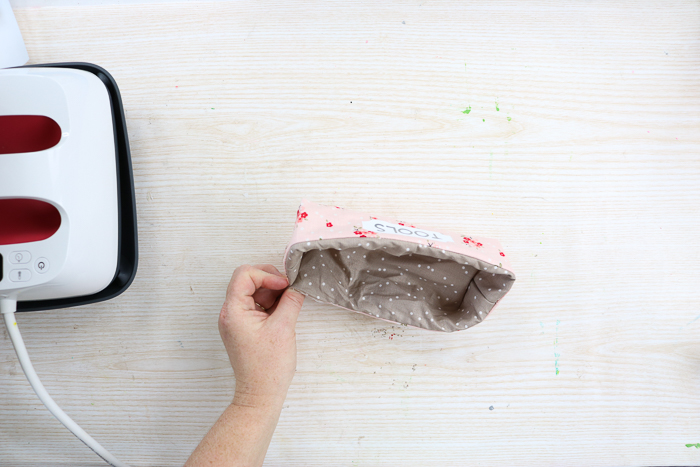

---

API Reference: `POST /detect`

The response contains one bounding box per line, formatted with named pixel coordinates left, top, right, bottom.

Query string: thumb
left=269, top=288, right=305, bottom=328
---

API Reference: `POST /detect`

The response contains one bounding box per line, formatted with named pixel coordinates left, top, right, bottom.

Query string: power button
left=35, top=257, right=50, bottom=274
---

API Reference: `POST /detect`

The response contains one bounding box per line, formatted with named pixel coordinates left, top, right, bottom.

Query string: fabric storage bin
left=283, top=200, right=515, bottom=332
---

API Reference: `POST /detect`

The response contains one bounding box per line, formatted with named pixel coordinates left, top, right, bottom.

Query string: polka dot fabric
left=284, top=200, right=515, bottom=332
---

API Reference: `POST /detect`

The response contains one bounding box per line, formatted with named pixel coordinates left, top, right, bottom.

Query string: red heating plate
left=0, top=199, right=62, bottom=245
left=0, top=115, right=62, bottom=155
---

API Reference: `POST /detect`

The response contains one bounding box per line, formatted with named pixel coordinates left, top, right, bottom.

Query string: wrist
left=233, top=384, right=288, bottom=409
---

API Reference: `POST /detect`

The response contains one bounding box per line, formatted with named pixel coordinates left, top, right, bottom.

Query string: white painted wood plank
left=1, top=1, right=699, bottom=465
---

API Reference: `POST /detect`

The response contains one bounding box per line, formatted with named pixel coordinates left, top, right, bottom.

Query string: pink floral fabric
left=286, top=200, right=513, bottom=273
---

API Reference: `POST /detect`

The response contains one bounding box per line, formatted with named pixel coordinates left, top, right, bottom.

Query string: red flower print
left=500, top=252, right=505, bottom=257
left=462, top=236, right=483, bottom=248
left=398, top=222, right=405, bottom=226
left=297, top=211, right=309, bottom=223
left=326, top=221, right=333, bottom=227
left=352, top=226, right=377, bottom=238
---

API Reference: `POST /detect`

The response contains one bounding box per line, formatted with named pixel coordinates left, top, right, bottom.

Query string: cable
left=1, top=298, right=131, bottom=467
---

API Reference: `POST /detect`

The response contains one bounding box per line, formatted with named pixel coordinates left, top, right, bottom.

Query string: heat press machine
left=0, top=63, right=137, bottom=467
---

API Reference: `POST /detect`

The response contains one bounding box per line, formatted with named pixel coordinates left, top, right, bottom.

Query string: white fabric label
left=362, top=220, right=454, bottom=243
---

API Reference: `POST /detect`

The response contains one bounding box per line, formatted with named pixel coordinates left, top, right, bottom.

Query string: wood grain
left=2, top=1, right=699, bottom=465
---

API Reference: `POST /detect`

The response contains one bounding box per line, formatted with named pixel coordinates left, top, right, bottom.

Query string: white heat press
left=0, top=64, right=137, bottom=467
left=1, top=66, right=120, bottom=302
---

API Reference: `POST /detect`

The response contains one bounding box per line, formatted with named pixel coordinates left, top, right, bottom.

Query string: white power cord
left=1, top=298, right=131, bottom=467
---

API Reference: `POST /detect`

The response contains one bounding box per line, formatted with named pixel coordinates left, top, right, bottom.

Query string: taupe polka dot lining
left=285, top=238, right=515, bottom=332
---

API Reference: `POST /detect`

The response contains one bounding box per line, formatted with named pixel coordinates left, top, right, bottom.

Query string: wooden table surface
left=2, top=1, right=699, bottom=466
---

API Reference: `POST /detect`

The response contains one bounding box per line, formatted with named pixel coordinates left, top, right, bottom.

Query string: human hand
left=218, top=264, right=305, bottom=406
left=185, top=265, right=305, bottom=466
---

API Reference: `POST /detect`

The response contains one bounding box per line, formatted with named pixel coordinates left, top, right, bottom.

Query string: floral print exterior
left=287, top=200, right=513, bottom=274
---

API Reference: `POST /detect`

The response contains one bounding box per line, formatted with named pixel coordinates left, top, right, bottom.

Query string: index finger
left=226, top=264, right=289, bottom=308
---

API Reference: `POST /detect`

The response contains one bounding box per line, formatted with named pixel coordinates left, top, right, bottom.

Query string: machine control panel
left=0, top=247, right=55, bottom=291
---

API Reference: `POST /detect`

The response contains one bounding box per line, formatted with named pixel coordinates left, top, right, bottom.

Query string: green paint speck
left=507, top=117, right=511, bottom=121
left=482, top=118, right=485, bottom=122
left=495, top=101, right=499, bottom=111
left=687, top=443, right=700, bottom=448
left=462, top=106, right=471, bottom=114
left=211, top=108, right=215, bottom=110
